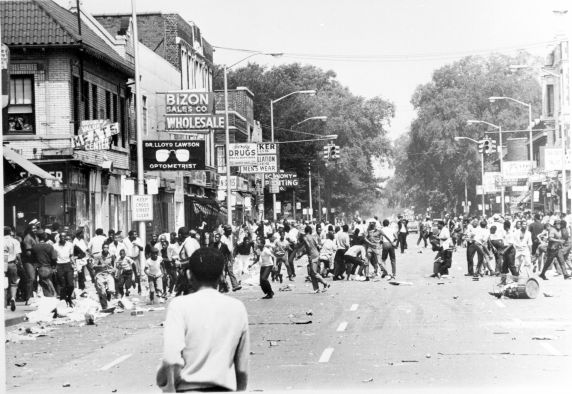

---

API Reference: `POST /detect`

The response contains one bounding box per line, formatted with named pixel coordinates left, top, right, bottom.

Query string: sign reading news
left=143, top=140, right=205, bottom=171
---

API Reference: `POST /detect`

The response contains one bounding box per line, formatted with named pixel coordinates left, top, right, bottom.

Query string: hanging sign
left=228, top=143, right=257, bottom=166
left=132, top=195, right=153, bottom=221
left=143, top=140, right=205, bottom=170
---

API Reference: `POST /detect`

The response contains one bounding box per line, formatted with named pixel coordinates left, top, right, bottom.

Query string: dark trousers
left=489, top=240, right=504, bottom=273
left=260, top=265, right=273, bottom=295
left=417, top=232, right=428, bottom=247
left=165, top=267, right=178, bottom=293
left=344, top=255, right=364, bottom=276
left=38, top=266, right=56, bottom=297
left=23, top=262, right=38, bottom=301
left=542, top=248, right=567, bottom=277
left=382, top=246, right=396, bottom=276
left=56, top=263, right=75, bottom=304
left=220, top=259, right=239, bottom=291
left=117, top=270, right=133, bottom=296
left=466, top=242, right=479, bottom=275
left=333, top=249, right=347, bottom=278
left=501, top=246, right=518, bottom=276
left=397, top=233, right=408, bottom=253
left=308, top=259, right=327, bottom=291
left=434, top=249, right=451, bottom=275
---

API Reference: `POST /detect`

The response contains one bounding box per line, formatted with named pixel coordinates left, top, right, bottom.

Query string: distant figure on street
left=157, top=248, right=249, bottom=392
left=396, top=216, right=409, bottom=253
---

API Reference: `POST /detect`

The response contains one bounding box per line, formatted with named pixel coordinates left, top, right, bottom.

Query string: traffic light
left=333, top=145, right=340, bottom=160
left=323, top=145, right=330, bottom=160
left=478, top=140, right=484, bottom=154
left=329, top=145, right=336, bottom=160
left=483, top=139, right=490, bottom=154
left=490, top=139, right=497, bottom=153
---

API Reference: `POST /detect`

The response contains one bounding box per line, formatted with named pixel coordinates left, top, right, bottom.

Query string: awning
left=3, top=147, right=58, bottom=181
left=4, top=177, right=28, bottom=194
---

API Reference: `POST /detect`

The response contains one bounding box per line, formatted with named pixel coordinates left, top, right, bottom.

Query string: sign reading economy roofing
left=164, top=91, right=224, bottom=132
left=72, top=120, right=119, bottom=150
left=143, top=140, right=205, bottom=171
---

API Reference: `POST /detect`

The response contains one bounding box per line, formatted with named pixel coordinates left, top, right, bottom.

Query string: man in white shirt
left=108, top=233, right=126, bottom=260
left=432, top=220, right=452, bottom=278
left=464, top=218, right=480, bottom=276
left=123, top=230, right=144, bottom=294
left=4, top=226, right=22, bottom=311
left=53, top=232, right=75, bottom=306
left=87, top=228, right=108, bottom=258
left=157, top=248, right=249, bottom=392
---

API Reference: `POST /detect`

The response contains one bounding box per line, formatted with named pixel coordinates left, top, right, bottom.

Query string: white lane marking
left=337, top=322, right=348, bottom=332
left=350, top=304, right=359, bottom=311
left=494, top=300, right=506, bottom=308
left=319, top=347, right=335, bottom=363
left=100, top=354, right=132, bottom=371
left=539, top=342, right=562, bottom=356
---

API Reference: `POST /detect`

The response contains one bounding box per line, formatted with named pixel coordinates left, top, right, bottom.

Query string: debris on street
left=389, top=281, right=413, bottom=286
left=362, top=377, right=374, bottom=383
left=532, top=336, right=555, bottom=341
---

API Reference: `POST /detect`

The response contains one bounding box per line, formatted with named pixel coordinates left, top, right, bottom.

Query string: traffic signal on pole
left=333, top=145, right=340, bottom=159
left=478, top=140, right=484, bottom=154
left=329, top=145, right=336, bottom=160
left=323, top=145, right=330, bottom=160
left=490, top=139, right=497, bottom=153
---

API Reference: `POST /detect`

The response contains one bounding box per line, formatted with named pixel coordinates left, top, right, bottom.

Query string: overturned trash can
left=491, top=277, right=540, bottom=299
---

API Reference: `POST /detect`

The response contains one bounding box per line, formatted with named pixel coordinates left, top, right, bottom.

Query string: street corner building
left=2, top=0, right=223, bottom=237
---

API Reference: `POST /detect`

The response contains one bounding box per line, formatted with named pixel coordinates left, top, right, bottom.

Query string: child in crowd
left=145, top=247, right=164, bottom=304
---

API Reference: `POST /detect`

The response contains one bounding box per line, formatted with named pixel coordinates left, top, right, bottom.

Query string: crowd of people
left=5, top=209, right=572, bottom=313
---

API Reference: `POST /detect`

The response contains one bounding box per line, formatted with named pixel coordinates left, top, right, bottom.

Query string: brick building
left=2, top=0, right=134, bottom=235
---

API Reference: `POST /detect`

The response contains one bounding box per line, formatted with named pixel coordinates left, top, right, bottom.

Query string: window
left=92, top=84, right=98, bottom=119
left=112, top=93, right=118, bottom=146
left=546, top=84, right=554, bottom=117
left=5, top=75, right=35, bottom=134
left=72, top=76, right=80, bottom=135
left=105, top=91, right=111, bottom=120
left=142, top=95, right=148, bottom=136
left=120, top=96, right=127, bottom=147
left=83, top=81, right=90, bottom=120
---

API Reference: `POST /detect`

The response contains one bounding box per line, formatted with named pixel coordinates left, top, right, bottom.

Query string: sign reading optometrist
left=164, top=91, right=224, bottom=133
left=143, top=140, right=205, bottom=171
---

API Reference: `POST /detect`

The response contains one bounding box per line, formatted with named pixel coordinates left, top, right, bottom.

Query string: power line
left=213, top=41, right=556, bottom=64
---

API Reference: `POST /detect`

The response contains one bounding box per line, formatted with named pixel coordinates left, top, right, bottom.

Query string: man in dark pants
left=333, top=224, right=350, bottom=280
left=540, top=220, right=571, bottom=280
left=212, top=232, right=241, bottom=292
left=31, top=232, right=58, bottom=297
left=528, top=213, right=545, bottom=272
left=396, top=216, right=409, bottom=254
left=464, top=218, right=480, bottom=276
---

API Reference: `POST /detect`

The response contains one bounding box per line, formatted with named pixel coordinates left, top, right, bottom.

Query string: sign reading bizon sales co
left=143, top=140, right=205, bottom=171
left=164, top=91, right=225, bottom=133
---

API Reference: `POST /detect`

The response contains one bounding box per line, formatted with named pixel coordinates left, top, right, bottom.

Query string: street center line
left=337, top=322, right=348, bottom=332
left=319, top=347, right=334, bottom=363
left=494, top=300, right=506, bottom=308
left=100, top=354, right=132, bottom=371
left=350, top=304, right=359, bottom=311
left=539, top=342, right=562, bottom=356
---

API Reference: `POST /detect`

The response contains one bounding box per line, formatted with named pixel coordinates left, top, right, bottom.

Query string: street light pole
left=308, top=162, right=313, bottom=221
left=269, top=89, right=316, bottom=222
left=455, top=136, right=485, bottom=216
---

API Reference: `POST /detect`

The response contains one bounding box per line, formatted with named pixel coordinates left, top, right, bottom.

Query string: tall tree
left=214, top=63, right=395, bottom=216
left=388, top=52, right=542, bottom=215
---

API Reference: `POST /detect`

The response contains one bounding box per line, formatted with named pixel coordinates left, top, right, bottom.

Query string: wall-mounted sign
left=132, top=195, right=153, bottom=221
left=264, top=172, right=298, bottom=190
left=228, top=143, right=257, bottom=166
left=165, top=92, right=214, bottom=114
left=143, top=140, right=205, bottom=171
left=257, top=143, right=277, bottom=155
left=502, top=161, right=533, bottom=180
left=72, top=120, right=119, bottom=150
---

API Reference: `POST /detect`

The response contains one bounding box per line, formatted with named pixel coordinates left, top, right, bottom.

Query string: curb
left=5, top=315, right=27, bottom=327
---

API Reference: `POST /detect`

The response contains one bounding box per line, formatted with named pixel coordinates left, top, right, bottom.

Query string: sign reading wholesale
left=143, top=140, right=205, bottom=171
left=164, top=91, right=224, bottom=133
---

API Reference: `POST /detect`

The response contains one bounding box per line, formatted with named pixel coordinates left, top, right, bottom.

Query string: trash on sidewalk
left=362, top=377, right=374, bottom=383
left=62, top=383, right=71, bottom=388
left=84, top=309, right=97, bottom=325
left=14, top=363, right=27, bottom=367
left=306, top=309, right=313, bottom=316
left=543, top=292, right=554, bottom=298
left=278, top=284, right=293, bottom=291
left=490, top=277, right=540, bottom=299
left=402, top=360, right=419, bottom=363
left=268, top=341, right=279, bottom=347
left=425, top=354, right=432, bottom=358
left=532, top=336, right=555, bottom=341
left=389, top=280, right=413, bottom=286
left=118, top=297, right=134, bottom=310
left=130, top=310, right=144, bottom=316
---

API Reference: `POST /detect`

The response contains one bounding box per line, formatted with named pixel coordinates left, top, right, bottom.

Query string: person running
left=235, top=234, right=255, bottom=281
left=124, top=230, right=144, bottom=295
left=319, top=232, right=336, bottom=278
left=431, top=220, right=453, bottom=278
left=156, top=248, right=249, bottom=392
left=92, top=243, right=116, bottom=309
left=252, top=239, right=276, bottom=299
left=115, top=249, right=134, bottom=297
left=540, top=220, right=571, bottom=280
left=380, top=219, right=398, bottom=279
left=53, top=231, right=75, bottom=307
left=298, top=225, right=330, bottom=293
left=145, top=247, right=164, bottom=304
left=21, top=224, right=38, bottom=304
left=273, top=229, right=292, bottom=282
left=333, top=224, right=350, bottom=280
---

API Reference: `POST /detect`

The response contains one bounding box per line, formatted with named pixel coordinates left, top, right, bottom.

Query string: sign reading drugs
left=228, top=143, right=257, bottom=166
left=72, top=120, right=119, bottom=150
left=143, top=140, right=205, bottom=171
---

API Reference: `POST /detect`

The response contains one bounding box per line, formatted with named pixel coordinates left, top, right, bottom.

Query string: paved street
left=5, top=237, right=572, bottom=393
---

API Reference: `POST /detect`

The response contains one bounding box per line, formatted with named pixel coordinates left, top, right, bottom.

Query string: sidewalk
left=4, top=301, right=35, bottom=327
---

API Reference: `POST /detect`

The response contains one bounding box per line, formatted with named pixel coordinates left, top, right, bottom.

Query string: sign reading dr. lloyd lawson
left=143, top=140, right=205, bottom=171
left=132, top=195, right=153, bottom=221
left=164, top=91, right=224, bottom=133
left=71, top=120, right=119, bottom=150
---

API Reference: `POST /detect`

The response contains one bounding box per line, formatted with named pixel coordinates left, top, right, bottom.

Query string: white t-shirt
left=513, top=230, right=532, bottom=255
left=54, top=242, right=74, bottom=264
left=88, top=235, right=107, bottom=255
left=439, top=227, right=452, bottom=250
left=162, top=289, right=249, bottom=392
left=145, top=256, right=163, bottom=277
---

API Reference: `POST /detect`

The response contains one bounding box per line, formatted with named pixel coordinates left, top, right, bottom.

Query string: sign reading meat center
left=164, top=91, right=225, bottom=133
left=143, top=140, right=205, bottom=171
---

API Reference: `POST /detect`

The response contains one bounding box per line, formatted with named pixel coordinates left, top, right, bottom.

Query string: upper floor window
left=4, top=75, right=35, bottom=134
left=546, top=84, right=554, bottom=117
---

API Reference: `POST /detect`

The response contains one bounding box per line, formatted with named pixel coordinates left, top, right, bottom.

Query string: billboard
left=143, top=140, right=205, bottom=171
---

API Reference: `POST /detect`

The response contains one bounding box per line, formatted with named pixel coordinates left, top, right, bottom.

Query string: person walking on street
left=396, top=216, right=409, bottom=254
left=31, top=232, right=57, bottom=297
left=156, top=248, right=249, bottom=392
left=145, top=247, right=164, bottom=304
left=333, top=224, right=350, bottom=280
left=540, top=220, right=571, bottom=280
left=273, top=229, right=292, bottom=282
left=124, top=230, right=145, bottom=295
left=380, top=219, right=398, bottom=279
left=22, top=224, right=38, bottom=304
left=92, top=243, right=116, bottom=309
left=53, top=232, right=75, bottom=307
left=299, top=225, right=330, bottom=293
left=115, top=249, right=134, bottom=297
left=4, top=226, right=22, bottom=311
left=252, top=238, right=276, bottom=299
left=212, top=232, right=241, bottom=292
